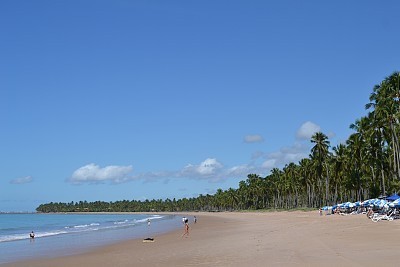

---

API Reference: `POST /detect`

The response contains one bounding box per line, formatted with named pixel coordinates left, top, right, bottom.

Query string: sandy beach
left=3, top=211, right=400, bottom=267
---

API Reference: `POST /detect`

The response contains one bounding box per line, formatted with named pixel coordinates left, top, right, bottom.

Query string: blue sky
left=1, top=1, right=399, bottom=212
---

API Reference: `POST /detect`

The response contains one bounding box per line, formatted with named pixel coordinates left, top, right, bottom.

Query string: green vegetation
left=36, top=72, right=400, bottom=213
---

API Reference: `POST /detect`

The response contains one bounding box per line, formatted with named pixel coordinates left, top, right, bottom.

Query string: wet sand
left=3, top=211, right=399, bottom=267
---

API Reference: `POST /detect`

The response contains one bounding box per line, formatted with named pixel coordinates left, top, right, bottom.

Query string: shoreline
left=0, top=213, right=181, bottom=265
left=2, top=211, right=400, bottom=266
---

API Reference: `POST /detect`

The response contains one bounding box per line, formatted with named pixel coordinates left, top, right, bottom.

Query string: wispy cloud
left=10, top=176, right=33, bottom=184
left=178, top=158, right=254, bottom=183
left=261, top=142, right=309, bottom=170
left=244, top=134, right=264, bottom=143
left=67, top=122, right=322, bottom=185
left=68, top=158, right=253, bottom=185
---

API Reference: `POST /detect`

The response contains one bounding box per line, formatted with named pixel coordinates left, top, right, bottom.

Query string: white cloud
left=177, top=158, right=254, bottom=182
left=296, top=121, right=321, bottom=140
left=197, top=158, right=223, bottom=175
left=69, top=163, right=133, bottom=184
left=68, top=159, right=233, bottom=185
left=244, top=134, right=264, bottom=143
left=262, top=159, right=276, bottom=169
left=65, top=141, right=309, bottom=186
left=181, top=158, right=223, bottom=178
left=261, top=143, right=309, bottom=171
left=227, top=164, right=253, bottom=176
left=10, top=176, right=33, bottom=184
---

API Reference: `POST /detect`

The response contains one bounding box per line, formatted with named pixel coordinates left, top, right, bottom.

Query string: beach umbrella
left=342, top=202, right=353, bottom=209
left=361, top=199, right=376, bottom=206
left=386, top=193, right=400, bottom=201
left=373, top=199, right=388, bottom=208
left=369, top=198, right=379, bottom=205
left=389, top=198, right=400, bottom=207
left=372, top=199, right=379, bottom=207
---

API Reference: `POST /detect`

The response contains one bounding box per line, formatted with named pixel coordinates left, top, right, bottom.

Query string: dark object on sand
left=143, top=237, right=154, bottom=242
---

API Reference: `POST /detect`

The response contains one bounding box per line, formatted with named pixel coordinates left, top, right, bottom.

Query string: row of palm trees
left=36, top=72, right=400, bottom=213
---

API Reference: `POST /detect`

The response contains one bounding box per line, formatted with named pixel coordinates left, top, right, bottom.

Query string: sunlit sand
left=3, top=211, right=399, bottom=267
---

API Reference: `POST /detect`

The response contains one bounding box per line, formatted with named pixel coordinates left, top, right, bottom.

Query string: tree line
left=36, top=72, right=400, bottom=213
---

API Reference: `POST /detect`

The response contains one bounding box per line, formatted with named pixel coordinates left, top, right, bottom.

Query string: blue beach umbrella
left=386, top=193, right=400, bottom=201
left=389, top=198, right=400, bottom=207
left=373, top=199, right=388, bottom=208
left=362, top=198, right=377, bottom=206
left=372, top=199, right=380, bottom=207
left=342, top=202, right=352, bottom=208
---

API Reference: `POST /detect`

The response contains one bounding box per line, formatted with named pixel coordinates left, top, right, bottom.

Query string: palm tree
left=310, top=132, right=331, bottom=205
left=299, top=158, right=314, bottom=207
left=366, top=72, right=400, bottom=181
left=331, top=144, right=348, bottom=203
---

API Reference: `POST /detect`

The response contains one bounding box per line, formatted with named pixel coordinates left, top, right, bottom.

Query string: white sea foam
left=113, top=219, right=129, bottom=225
left=0, top=234, right=29, bottom=242
left=0, top=230, right=68, bottom=243
left=135, top=215, right=164, bottom=224
left=74, top=224, right=90, bottom=228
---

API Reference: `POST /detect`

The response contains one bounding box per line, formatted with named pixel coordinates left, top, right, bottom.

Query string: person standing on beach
left=182, top=222, right=189, bottom=238
left=147, top=219, right=151, bottom=226
left=193, top=216, right=197, bottom=224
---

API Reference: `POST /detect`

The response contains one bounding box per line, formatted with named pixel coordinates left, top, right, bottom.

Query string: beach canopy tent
left=386, top=193, right=400, bottom=201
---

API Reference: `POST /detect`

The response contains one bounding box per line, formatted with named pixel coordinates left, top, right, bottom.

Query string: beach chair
left=371, top=208, right=395, bottom=222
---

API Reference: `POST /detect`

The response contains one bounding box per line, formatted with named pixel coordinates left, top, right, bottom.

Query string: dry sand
left=3, top=211, right=400, bottom=267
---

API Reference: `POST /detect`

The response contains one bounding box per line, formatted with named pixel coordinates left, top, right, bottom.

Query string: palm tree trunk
left=381, top=168, right=386, bottom=195
left=325, top=163, right=330, bottom=206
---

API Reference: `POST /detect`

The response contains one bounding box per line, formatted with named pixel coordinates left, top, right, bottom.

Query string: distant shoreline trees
left=36, top=72, right=400, bottom=213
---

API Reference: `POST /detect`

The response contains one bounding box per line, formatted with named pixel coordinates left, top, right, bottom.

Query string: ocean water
left=0, top=213, right=181, bottom=264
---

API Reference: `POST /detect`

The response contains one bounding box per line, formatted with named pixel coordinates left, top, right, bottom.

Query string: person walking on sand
left=193, top=216, right=197, bottom=224
left=182, top=222, right=189, bottom=238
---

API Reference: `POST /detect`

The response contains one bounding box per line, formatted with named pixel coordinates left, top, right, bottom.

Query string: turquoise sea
left=0, top=213, right=180, bottom=264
